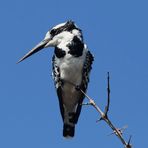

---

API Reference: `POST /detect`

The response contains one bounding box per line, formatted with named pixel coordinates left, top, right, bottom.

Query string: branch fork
left=81, top=72, right=132, bottom=148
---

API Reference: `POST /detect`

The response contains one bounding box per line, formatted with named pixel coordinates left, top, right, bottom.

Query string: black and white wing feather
left=52, top=55, right=64, bottom=121
left=74, top=51, right=94, bottom=123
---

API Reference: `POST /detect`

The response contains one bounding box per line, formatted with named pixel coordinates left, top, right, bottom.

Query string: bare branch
left=62, top=73, right=132, bottom=147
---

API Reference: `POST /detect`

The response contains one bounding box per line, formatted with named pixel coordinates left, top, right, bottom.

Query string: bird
left=17, top=20, right=94, bottom=138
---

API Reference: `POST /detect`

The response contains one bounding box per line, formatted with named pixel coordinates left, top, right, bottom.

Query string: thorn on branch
left=125, top=135, right=132, bottom=148
left=96, top=118, right=103, bottom=122
left=108, top=125, right=128, bottom=136
left=81, top=102, right=92, bottom=106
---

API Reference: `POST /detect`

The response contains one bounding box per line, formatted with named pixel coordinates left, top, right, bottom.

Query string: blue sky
left=0, top=0, right=148, bottom=147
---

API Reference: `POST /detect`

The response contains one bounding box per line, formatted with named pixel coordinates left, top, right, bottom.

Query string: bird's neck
left=55, top=35, right=84, bottom=58
left=57, top=29, right=83, bottom=46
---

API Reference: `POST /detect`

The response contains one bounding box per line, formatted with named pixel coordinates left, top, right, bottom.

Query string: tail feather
left=63, top=124, right=75, bottom=138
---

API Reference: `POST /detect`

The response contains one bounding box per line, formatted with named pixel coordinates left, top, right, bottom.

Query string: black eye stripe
left=50, top=28, right=63, bottom=37
left=50, top=29, right=59, bottom=37
left=50, top=29, right=56, bottom=35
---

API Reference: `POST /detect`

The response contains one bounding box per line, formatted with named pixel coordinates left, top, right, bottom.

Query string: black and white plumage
left=17, top=20, right=94, bottom=138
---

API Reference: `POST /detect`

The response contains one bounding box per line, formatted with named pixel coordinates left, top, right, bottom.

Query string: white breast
left=56, top=53, right=85, bottom=85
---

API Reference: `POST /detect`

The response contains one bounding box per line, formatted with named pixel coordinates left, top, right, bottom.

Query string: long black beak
left=17, top=39, right=50, bottom=63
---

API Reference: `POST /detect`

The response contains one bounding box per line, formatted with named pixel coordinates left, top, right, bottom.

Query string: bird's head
left=17, top=20, right=82, bottom=63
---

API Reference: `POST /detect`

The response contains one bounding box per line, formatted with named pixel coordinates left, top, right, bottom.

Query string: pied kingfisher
left=18, top=20, right=94, bottom=138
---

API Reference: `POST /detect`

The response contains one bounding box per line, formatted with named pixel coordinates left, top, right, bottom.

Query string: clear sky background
left=0, top=0, right=148, bottom=147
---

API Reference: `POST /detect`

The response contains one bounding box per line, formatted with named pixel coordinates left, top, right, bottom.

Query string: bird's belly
left=60, top=58, right=83, bottom=85
left=62, top=83, right=80, bottom=109
left=55, top=56, right=85, bottom=111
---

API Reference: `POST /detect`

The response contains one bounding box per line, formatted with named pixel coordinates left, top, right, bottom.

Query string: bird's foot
left=75, top=85, right=81, bottom=91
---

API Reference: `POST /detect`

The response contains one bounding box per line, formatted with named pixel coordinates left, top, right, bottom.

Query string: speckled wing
left=52, top=55, right=64, bottom=121
left=74, top=50, right=94, bottom=123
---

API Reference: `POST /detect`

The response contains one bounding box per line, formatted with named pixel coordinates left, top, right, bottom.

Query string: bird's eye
left=50, top=29, right=56, bottom=35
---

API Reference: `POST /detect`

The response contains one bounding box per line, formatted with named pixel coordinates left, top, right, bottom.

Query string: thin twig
left=104, top=72, right=110, bottom=115
left=80, top=89, right=130, bottom=147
